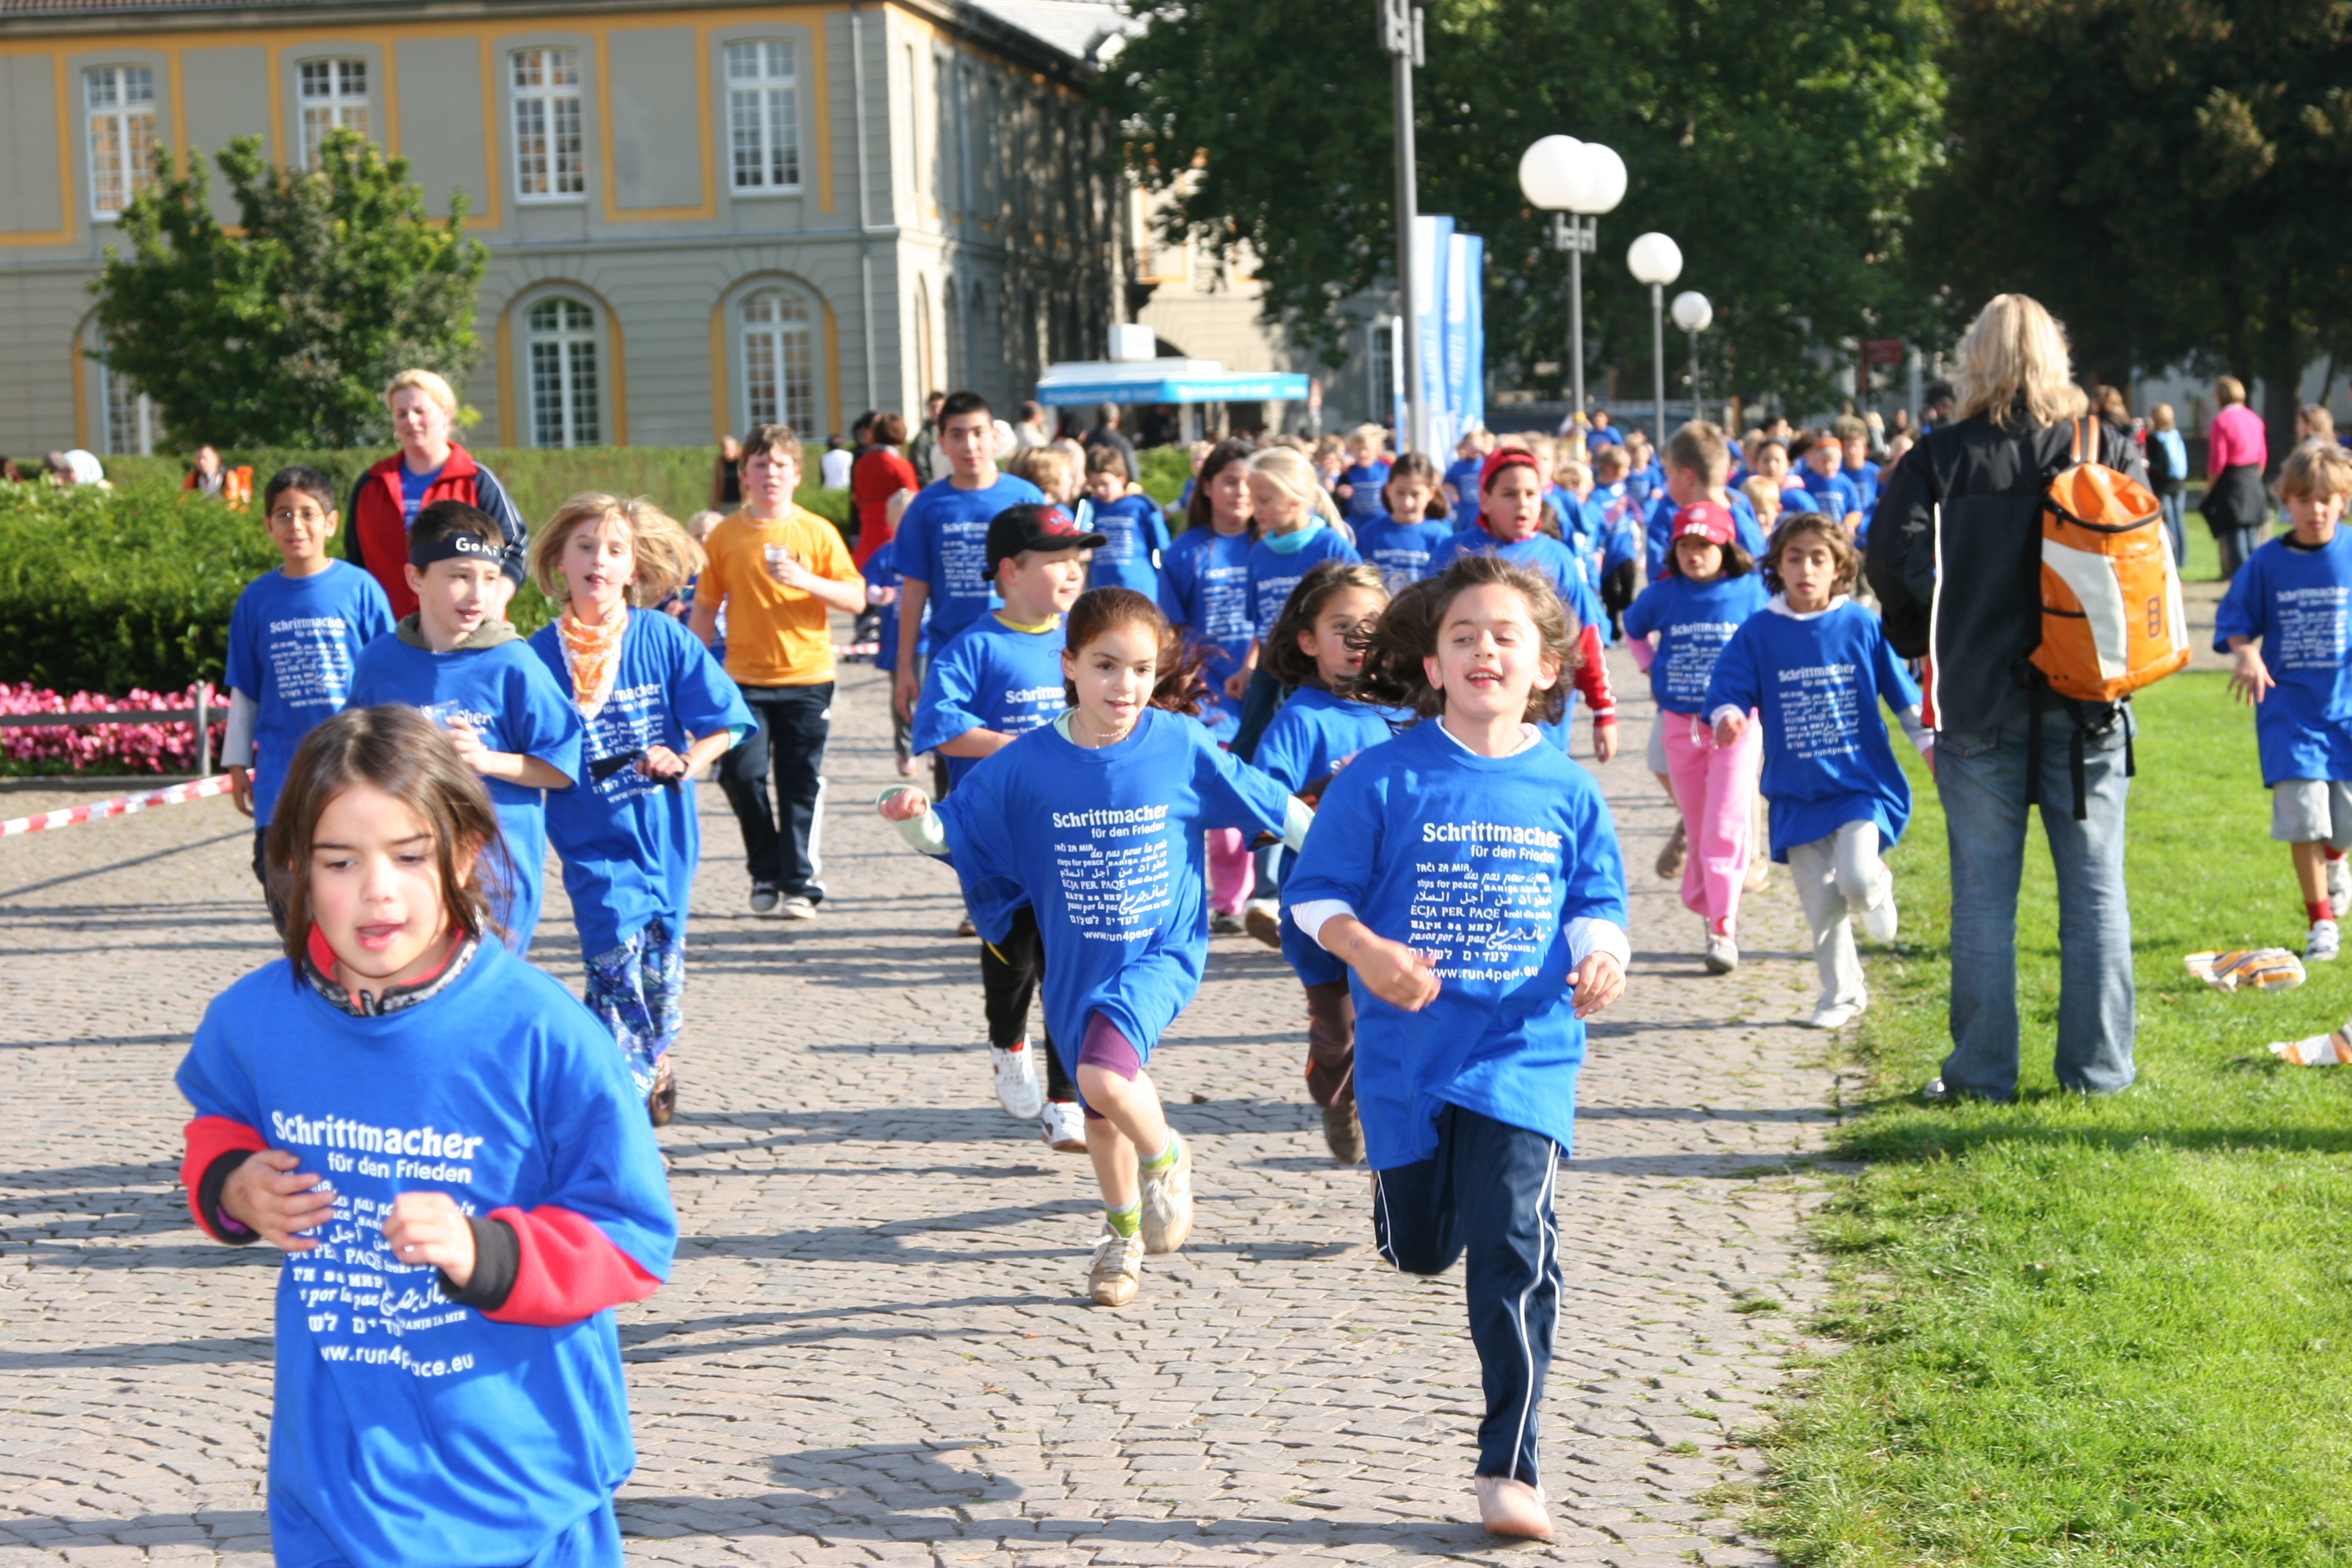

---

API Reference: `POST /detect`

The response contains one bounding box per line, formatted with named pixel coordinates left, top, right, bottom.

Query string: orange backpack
left=2029, top=417, right=2190, bottom=702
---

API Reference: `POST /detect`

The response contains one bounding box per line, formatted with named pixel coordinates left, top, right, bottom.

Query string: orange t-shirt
left=700, top=507, right=861, bottom=687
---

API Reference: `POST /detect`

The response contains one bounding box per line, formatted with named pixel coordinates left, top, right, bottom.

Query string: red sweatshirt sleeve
left=182, top=1115, right=268, bottom=1242
left=1573, top=624, right=1616, bottom=724
left=478, top=1206, right=660, bottom=1328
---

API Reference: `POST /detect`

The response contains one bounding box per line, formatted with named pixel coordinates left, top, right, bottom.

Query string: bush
left=1138, top=444, right=1192, bottom=509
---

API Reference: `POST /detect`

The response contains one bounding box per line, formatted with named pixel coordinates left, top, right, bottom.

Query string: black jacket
left=1865, top=410, right=2138, bottom=733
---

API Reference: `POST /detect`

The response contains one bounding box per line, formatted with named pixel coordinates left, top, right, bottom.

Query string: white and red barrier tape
left=1, top=773, right=232, bottom=837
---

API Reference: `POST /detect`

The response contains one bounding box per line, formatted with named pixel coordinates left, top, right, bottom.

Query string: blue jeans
left=1935, top=705, right=2137, bottom=1100
left=2159, top=490, right=2186, bottom=571
left=2216, top=524, right=2262, bottom=581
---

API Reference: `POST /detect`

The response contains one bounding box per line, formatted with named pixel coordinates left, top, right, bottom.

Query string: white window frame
left=526, top=297, right=600, bottom=449
left=97, top=353, right=157, bottom=456
left=298, top=58, right=371, bottom=168
left=85, top=65, right=157, bottom=220
left=510, top=47, right=586, bottom=203
left=740, top=287, right=816, bottom=435
left=724, top=40, right=802, bottom=193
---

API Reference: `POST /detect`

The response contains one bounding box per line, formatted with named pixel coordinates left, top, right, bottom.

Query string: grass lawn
left=1754, top=639, right=2352, bottom=1564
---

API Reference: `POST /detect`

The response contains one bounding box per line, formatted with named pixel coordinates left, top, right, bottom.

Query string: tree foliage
left=1100, top=0, right=1946, bottom=408
left=90, top=131, right=487, bottom=449
left=1914, top=0, right=2352, bottom=447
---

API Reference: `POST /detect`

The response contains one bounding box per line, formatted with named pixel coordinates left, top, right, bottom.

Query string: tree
left=90, top=130, right=487, bottom=448
left=1914, top=0, right=2352, bottom=452
left=1099, top=0, right=1947, bottom=411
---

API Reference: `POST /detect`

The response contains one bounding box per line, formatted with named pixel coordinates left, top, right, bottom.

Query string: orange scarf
left=558, top=607, right=627, bottom=720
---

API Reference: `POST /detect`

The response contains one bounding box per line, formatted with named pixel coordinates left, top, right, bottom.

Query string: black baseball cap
left=985, top=503, right=1108, bottom=575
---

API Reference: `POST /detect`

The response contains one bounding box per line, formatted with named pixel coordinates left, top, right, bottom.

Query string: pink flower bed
left=0, top=683, right=228, bottom=775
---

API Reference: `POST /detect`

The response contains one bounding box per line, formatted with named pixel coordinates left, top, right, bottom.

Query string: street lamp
left=1517, top=136, right=1624, bottom=425
left=1381, top=0, right=1426, bottom=451
left=1671, top=290, right=1712, bottom=425
left=1626, top=232, right=1683, bottom=445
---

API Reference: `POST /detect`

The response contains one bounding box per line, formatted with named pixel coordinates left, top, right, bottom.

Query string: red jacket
left=344, top=442, right=526, bottom=619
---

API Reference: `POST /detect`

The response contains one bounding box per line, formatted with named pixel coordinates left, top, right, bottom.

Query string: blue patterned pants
left=583, top=917, right=686, bottom=1098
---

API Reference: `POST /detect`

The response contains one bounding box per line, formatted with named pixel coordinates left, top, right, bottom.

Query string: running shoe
left=749, top=881, right=779, bottom=914
left=779, top=895, right=817, bottom=921
left=1137, top=1133, right=1195, bottom=1255
left=1475, top=1476, right=1554, bottom=1541
left=647, top=1055, right=677, bottom=1126
left=991, top=1040, right=1044, bottom=1119
left=1857, top=868, right=1899, bottom=943
left=1806, top=999, right=1863, bottom=1031
left=1210, top=910, right=1244, bottom=936
left=1040, top=1101, right=1088, bottom=1153
left=1655, top=822, right=1687, bottom=880
left=1087, top=1226, right=1144, bottom=1306
left=1704, top=929, right=1739, bottom=974
left=1243, top=901, right=1281, bottom=950
left=2309, top=918, right=2341, bottom=963
left=1322, top=1098, right=1365, bottom=1165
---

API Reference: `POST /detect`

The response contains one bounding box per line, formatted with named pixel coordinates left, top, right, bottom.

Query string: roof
left=963, top=0, right=1136, bottom=64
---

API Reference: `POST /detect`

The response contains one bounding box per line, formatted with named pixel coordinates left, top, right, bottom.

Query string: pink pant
left=1207, top=828, right=1255, bottom=914
left=1661, top=712, right=1761, bottom=931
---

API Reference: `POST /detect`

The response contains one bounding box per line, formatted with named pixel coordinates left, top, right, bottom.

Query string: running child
left=2217, top=442, right=2352, bottom=960
left=1704, top=513, right=1928, bottom=1028
left=1335, top=425, right=1392, bottom=525
left=863, top=530, right=930, bottom=777
left=1279, top=553, right=1628, bottom=1542
left=1642, top=422, right=1765, bottom=580
left=1442, top=427, right=1493, bottom=532
left=1248, top=560, right=1408, bottom=1160
left=1159, top=438, right=1262, bottom=930
left=526, top=494, right=754, bottom=1122
left=912, top=503, right=1110, bottom=1150
left=177, top=705, right=673, bottom=1567
left=1589, top=446, right=1643, bottom=638
left=879, top=588, right=1311, bottom=1306
left=1230, top=445, right=1362, bottom=760
left=1077, top=444, right=1172, bottom=598
left=345, top=500, right=583, bottom=954
left=223, top=465, right=395, bottom=927
left=1355, top=452, right=1457, bottom=591
left=1623, top=501, right=1768, bottom=972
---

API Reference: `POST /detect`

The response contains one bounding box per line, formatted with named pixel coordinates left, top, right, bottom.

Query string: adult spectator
left=2145, top=403, right=2190, bottom=569
left=346, top=369, right=525, bottom=620
left=1920, top=381, right=1957, bottom=430
left=1866, top=292, right=2138, bottom=1106
left=2204, top=375, right=2269, bottom=581
left=690, top=423, right=867, bottom=921
left=1583, top=407, right=1623, bottom=454
left=709, top=436, right=744, bottom=511
left=908, top=391, right=948, bottom=484
left=49, top=450, right=107, bottom=487
left=1083, top=401, right=1140, bottom=483
left=820, top=434, right=854, bottom=490
left=1012, top=401, right=1052, bottom=452
left=850, top=413, right=919, bottom=568
left=182, top=445, right=252, bottom=508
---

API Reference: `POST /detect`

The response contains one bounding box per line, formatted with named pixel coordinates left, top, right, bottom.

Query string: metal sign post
left=1379, top=0, right=1424, bottom=453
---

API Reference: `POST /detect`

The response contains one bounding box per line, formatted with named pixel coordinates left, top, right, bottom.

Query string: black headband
left=409, top=532, right=521, bottom=571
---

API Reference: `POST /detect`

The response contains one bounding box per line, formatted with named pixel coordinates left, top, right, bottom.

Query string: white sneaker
left=1136, top=1133, right=1195, bottom=1255
left=778, top=895, right=818, bottom=920
left=1704, top=930, right=1739, bottom=974
left=1039, top=1100, right=1089, bottom=1153
left=1857, top=867, right=1899, bottom=943
left=1806, top=998, right=1864, bottom=1030
left=2309, top=919, right=2341, bottom=963
left=1087, top=1226, right=1144, bottom=1306
left=990, top=1040, right=1044, bottom=1119
left=2331, top=856, right=2351, bottom=919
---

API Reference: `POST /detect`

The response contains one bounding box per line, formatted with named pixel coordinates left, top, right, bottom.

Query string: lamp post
left=1626, top=232, right=1682, bottom=444
left=1670, top=291, right=1712, bottom=425
left=1380, top=0, right=1425, bottom=451
left=1516, top=136, right=1624, bottom=426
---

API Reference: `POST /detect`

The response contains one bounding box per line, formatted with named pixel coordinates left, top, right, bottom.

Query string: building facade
left=0, top=0, right=1132, bottom=456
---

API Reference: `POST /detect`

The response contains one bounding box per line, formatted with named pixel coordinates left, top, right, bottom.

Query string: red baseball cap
left=1478, top=448, right=1541, bottom=493
left=1671, top=501, right=1735, bottom=548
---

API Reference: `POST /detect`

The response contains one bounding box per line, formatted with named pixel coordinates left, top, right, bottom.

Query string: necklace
left=1069, top=710, right=1135, bottom=749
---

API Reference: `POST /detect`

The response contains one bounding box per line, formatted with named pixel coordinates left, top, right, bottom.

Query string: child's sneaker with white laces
left=1038, top=1101, right=1088, bottom=1153
left=1087, top=1226, right=1144, bottom=1306
left=2308, top=919, right=2341, bottom=963
left=1136, top=1132, right=1194, bottom=1254
left=990, top=1040, right=1044, bottom=1119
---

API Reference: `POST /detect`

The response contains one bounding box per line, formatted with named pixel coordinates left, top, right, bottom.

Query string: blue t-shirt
left=399, top=462, right=443, bottom=524
left=934, top=708, right=1294, bottom=1073
left=1589, top=481, right=1643, bottom=577
left=225, top=562, right=395, bottom=826
left=891, top=473, right=1048, bottom=644
left=1704, top=598, right=1920, bottom=861
left=527, top=610, right=753, bottom=957
left=174, top=940, right=675, bottom=1568
left=1776, top=483, right=1822, bottom=516
left=1356, top=513, right=1457, bottom=591
left=1253, top=686, right=1408, bottom=986
left=1082, top=493, right=1173, bottom=598
left=1247, top=526, right=1362, bottom=639
left=2214, top=532, right=2352, bottom=785
left=1802, top=467, right=1865, bottom=519
left=1281, top=720, right=1628, bottom=1167
left=1585, top=426, right=1624, bottom=454
left=1843, top=460, right=1881, bottom=515
left=1623, top=573, right=1769, bottom=714
left=1431, top=529, right=1609, bottom=648
left=1643, top=491, right=1765, bottom=579
left=346, top=634, right=586, bottom=954
left=1442, top=457, right=1484, bottom=530
left=1338, top=462, right=1392, bottom=522
left=1159, top=526, right=1256, bottom=740
left=1625, top=458, right=1665, bottom=512
left=861, top=540, right=932, bottom=677
left=912, top=613, right=1071, bottom=789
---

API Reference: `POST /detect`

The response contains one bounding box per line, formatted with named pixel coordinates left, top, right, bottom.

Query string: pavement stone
left=0, top=636, right=1848, bottom=1564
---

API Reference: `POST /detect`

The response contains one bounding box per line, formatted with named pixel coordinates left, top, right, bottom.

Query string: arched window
left=741, top=288, right=815, bottom=433
left=725, top=40, right=801, bottom=191
left=299, top=59, right=370, bottom=167
left=527, top=298, right=599, bottom=448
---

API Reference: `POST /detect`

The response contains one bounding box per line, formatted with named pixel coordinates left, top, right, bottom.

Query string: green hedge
left=1, top=456, right=851, bottom=696
left=1138, top=444, right=1191, bottom=510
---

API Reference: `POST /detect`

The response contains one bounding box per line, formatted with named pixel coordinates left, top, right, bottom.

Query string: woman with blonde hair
left=1865, top=292, right=2139, bottom=1107
left=346, top=367, right=529, bottom=620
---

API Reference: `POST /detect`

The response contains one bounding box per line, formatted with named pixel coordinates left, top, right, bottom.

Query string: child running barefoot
left=877, top=588, right=1312, bottom=1306
left=178, top=705, right=675, bottom=1567
left=1624, top=501, right=1769, bottom=972
left=526, top=494, right=754, bottom=1123
left=1249, top=560, right=1410, bottom=1162
left=1280, top=554, right=1628, bottom=1542
left=1704, top=513, right=1931, bottom=1028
